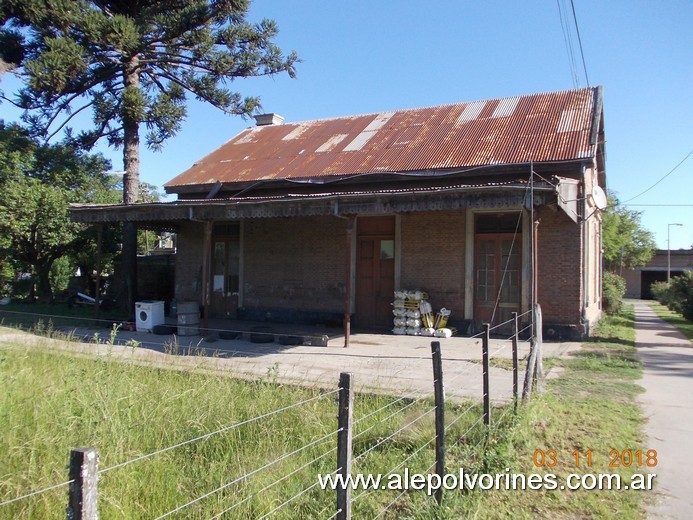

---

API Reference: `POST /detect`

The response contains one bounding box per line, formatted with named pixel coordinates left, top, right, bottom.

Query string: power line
left=619, top=147, right=693, bottom=204
left=569, top=0, right=590, bottom=86
left=621, top=204, right=693, bottom=207
left=556, top=0, right=580, bottom=88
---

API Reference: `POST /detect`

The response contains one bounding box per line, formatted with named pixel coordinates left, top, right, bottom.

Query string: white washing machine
left=135, top=300, right=165, bottom=332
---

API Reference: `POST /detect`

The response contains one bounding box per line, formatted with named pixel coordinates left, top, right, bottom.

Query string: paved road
left=633, top=300, right=693, bottom=519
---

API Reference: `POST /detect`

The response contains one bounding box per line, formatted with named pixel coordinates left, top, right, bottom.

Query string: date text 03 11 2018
left=533, top=449, right=658, bottom=468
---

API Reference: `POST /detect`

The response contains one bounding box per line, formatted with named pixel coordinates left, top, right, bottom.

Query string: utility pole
left=667, top=223, right=683, bottom=286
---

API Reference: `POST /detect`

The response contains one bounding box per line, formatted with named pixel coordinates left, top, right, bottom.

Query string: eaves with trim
left=70, top=180, right=556, bottom=227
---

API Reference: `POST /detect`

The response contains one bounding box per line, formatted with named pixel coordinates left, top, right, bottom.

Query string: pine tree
left=1, top=0, right=298, bottom=312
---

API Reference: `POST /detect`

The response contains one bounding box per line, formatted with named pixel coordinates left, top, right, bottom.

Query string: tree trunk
left=121, top=56, right=141, bottom=318
left=35, top=261, right=53, bottom=301
left=123, top=56, right=140, bottom=205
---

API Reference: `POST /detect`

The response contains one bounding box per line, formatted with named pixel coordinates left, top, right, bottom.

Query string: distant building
left=623, top=249, right=693, bottom=299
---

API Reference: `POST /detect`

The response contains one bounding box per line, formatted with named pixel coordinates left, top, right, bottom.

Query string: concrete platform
left=13, top=317, right=582, bottom=403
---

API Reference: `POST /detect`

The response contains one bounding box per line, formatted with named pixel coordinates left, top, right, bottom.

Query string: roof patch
left=456, top=101, right=487, bottom=124
left=558, top=109, right=579, bottom=132
left=492, top=96, right=521, bottom=118
left=316, top=133, right=349, bottom=153
left=233, top=128, right=259, bottom=144
left=282, top=124, right=311, bottom=141
left=343, top=112, right=395, bottom=151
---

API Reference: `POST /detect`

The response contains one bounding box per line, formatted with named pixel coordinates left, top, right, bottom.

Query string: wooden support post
left=201, top=221, right=213, bottom=332
left=337, top=372, right=353, bottom=520
left=431, top=341, right=445, bottom=506
left=482, top=324, right=490, bottom=426
left=344, top=219, right=353, bottom=348
left=511, top=311, right=519, bottom=410
left=123, top=222, right=138, bottom=321
left=67, top=447, right=98, bottom=520
left=94, top=225, right=103, bottom=322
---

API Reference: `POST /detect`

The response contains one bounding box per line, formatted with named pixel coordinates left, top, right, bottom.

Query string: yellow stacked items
left=434, top=307, right=451, bottom=329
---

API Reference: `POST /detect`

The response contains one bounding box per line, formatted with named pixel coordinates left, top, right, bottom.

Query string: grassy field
left=648, top=301, right=693, bottom=342
left=0, top=308, right=647, bottom=519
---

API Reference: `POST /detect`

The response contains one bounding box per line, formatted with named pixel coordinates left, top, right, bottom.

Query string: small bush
left=651, top=272, right=693, bottom=322
left=672, top=272, right=693, bottom=322
left=650, top=280, right=672, bottom=307
left=602, top=271, right=626, bottom=315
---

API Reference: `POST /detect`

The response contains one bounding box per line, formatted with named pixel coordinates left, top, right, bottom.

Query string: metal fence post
left=482, top=324, right=490, bottom=426
left=430, top=341, right=445, bottom=506
left=67, top=447, right=98, bottom=520
left=337, top=372, right=353, bottom=520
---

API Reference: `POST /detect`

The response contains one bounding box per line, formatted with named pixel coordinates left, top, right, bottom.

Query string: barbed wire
left=444, top=401, right=480, bottom=432
left=353, top=406, right=436, bottom=463
left=352, top=433, right=437, bottom=504
left=0, top=479, right=74, bottom=508
left=99, top=388, right=339, bottom=476
left=353, top=395, right=430, bottom=442
left=255, top=478, right=325, bottom=519
left=208, top=446, right=337, bottom=519
left=156, top=429, right=339, bottom=519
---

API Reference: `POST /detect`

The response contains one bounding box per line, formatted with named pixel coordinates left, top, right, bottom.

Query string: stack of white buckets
left=176, top=301, right=200, bottom=336
left=392, top=290, right=452, bottom=337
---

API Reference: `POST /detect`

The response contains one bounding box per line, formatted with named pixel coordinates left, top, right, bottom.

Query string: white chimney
left=254, top=113, right=285, bottom=126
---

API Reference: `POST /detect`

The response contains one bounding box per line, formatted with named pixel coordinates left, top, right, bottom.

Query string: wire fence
left=0, top=306, right=542, bottom=519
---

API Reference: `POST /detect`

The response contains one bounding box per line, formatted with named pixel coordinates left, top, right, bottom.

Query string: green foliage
left=1, top=0, right=299, bottom=152
left=49, top=255, right=72, bottom=296
left=602, top=271, right=626, bottom=315
left=651, top=272, right=693, bottom=322
left=650, top=280, right=674, bottom=308
left=0, top=121, right=117, bottom=299
left=601, top=194, right=656, bottom=272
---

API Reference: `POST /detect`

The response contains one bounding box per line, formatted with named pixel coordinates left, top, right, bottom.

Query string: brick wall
left=536, top=206, right=583, bottom=327
left=400, top=210, right=466, bottom=315
left=174, top=221, right=205, bottom=302
left=242, top=216, right=346, bottom=314
left=174, top=207, right=591, bottom=334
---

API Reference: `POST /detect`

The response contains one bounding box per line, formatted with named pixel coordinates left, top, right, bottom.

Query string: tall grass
left=1, top=307, right=647, bottom=518
left=0, top=337, right=466, bottom=518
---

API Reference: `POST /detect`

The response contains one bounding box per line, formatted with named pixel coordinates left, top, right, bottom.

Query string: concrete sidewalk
left=633, top=300, right=693, bottom=519
left=0, top=323, right=581, bottom=403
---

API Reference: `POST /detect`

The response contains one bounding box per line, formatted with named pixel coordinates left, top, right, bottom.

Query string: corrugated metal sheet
left=165, top=87, right=600, bottom=190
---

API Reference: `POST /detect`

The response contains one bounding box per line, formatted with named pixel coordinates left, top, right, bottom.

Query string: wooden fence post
left=534, top=304, right=544, bottom=383
left=67, top=447, right=98, bottom=520
left=482, top=324, right=490, bottom=426
left=430, top=341, right=445, bottom=506
left=337, top=372, right=354, bottom=520
left=511, top=312, right=519, bottom=411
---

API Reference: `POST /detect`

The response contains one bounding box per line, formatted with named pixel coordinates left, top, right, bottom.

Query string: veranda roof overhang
left=70, top=181, right=557, bottom=227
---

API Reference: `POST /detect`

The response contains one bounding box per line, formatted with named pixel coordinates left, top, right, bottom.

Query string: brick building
left=72, top=87, right=607, bottom=339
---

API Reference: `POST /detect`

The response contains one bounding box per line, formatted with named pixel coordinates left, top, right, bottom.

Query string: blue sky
left=1, top=0, right=691, bottom=249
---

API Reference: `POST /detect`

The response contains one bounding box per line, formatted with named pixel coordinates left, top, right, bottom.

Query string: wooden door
left=474, top=234, right=521, bottom=330
left=210, top=233, right=240, bottom=318
left=355, top=217, right=395, bottom=329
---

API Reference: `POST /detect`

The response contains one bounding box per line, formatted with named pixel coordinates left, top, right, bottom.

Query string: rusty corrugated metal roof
left=165, top=87, right=601, bottom=191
